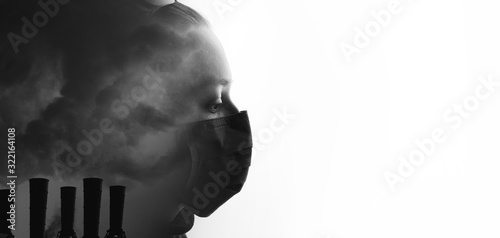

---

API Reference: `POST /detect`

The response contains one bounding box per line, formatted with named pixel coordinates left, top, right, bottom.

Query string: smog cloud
left=0, top=0, right=211, bottom=186
left=0, top=1, right=227, bottom=237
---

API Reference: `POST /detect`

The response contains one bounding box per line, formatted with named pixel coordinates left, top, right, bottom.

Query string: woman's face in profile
left=146, top=26, right=239, bottom=124
left=118, top=23, right=248, bottom=226
left=0, top=1, right=252, bottom=236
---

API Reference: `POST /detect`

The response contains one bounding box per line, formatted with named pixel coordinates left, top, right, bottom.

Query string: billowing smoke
left=44, top=207, right=61, bottom=238
left=0, top=0, right=214, bottom=187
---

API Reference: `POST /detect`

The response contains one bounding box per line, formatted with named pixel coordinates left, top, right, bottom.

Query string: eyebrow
left=199, top=75, right=231, bottom=88
left=218, top=78, right=231, bottom=86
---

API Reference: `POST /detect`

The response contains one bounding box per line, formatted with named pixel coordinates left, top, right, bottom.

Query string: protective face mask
left=179, top=111, right=253, bottom=217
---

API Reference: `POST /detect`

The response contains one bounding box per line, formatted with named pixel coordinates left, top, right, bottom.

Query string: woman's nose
left=223, top=98, right=239, bottom=116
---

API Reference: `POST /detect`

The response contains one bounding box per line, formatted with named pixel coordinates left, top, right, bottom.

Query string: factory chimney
left=83, top=178, right=103, bottom=238
left=30, top=178, right=49, bottom=238
left=57, top=187, right=77, bottom=238
left=104, top=186, right=127, bottom=238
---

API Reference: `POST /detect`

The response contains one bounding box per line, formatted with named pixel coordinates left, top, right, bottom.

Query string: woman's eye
left=209, top=103, right=221, bottom=113
left=207, top=98, right=223, bottom=113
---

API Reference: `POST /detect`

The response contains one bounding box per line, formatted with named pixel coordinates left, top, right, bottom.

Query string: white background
left=180, top=0, right=500, bottom=237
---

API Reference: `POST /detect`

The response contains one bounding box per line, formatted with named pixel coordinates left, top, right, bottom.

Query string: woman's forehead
left=152, top=29, right=231, bottom=83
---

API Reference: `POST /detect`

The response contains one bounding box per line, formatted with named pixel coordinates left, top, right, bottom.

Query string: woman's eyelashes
left=208, top=104, right=221, bottom=113
left=207, top=97, right=223, bottom=113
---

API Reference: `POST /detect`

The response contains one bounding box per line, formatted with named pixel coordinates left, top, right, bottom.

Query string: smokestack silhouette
left=0, top=189, right=14, bottom=237
left=104, top=186, right=127, bottom=238
left=83, top=178, right=103, bottom=238
left=30, top=178, right=49, bottom=238
left=57, top=187, right=77, bottom=238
